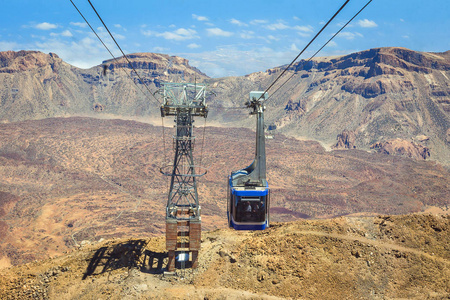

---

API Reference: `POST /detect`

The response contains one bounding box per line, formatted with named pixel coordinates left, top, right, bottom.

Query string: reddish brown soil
left=0, top=117, right=448, bottom=269
left=0, top=214, right=448, bottom=299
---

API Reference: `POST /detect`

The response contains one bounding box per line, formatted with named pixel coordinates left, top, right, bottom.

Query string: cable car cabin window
left=234, top=196, right=266, bottom=223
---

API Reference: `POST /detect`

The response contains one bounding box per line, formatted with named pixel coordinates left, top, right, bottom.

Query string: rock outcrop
left=333, top=129, right=357, bottom=149
left=370, top=138, right=430, bottom=160
left=0, top=50, right=62, bottom=73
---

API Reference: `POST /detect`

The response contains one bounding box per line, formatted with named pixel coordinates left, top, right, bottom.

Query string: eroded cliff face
left=0, top=50, right=63, bottom=73
left=101, top=52, right=208, bottom=85
left=208, top=47, right=449, bottom=165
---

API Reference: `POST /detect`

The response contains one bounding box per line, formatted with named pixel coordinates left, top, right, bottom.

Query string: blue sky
left=0, top=0, right=449, bottom=77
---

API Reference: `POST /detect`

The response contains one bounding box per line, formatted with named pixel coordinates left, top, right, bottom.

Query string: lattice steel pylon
left=160, top=82, right=208, bottom=272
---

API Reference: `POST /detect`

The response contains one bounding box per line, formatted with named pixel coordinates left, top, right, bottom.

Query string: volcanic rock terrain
left=0, top=47, right=449, bottom=165
left=0, top=117, right=448, bottom=269
left=0, top=47, right=449, bottom=298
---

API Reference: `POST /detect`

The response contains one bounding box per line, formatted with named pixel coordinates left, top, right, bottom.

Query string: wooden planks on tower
left=166, top=214, right=201, bottom=272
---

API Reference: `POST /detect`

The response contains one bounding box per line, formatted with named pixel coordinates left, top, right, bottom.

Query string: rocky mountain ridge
left=0, top=50, right=208, bottom=122
left=211, top=47, right=450, bottom=165
left=0, top=48, right=449, bottom=165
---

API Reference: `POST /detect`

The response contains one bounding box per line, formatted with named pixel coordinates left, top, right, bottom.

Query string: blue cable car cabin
left=228, top=176, right=270, bottom=230
left=228, top=91, right=270, bottom=230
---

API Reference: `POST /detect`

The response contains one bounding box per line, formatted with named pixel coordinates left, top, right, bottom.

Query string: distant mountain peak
left=101, top=52, right=209, bottom=78
left=0, top=50, right=62, bottom=73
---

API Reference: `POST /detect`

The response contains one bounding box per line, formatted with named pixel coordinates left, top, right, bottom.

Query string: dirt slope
left=0, top=214, right=448, bottom=299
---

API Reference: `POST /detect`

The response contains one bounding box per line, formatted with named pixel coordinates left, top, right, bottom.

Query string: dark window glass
left=234, top=196, right=266, bottom=223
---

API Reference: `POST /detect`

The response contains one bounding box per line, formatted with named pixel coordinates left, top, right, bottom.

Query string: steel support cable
left=266, top=0, right=373, bottom=101
left=258, top=0, right=350, bottom=101
left=68, top=0, right=164, bottom=247
left=87, top=0, right=161, bottom=105
left=72, top=0, right=169, bottom=203
left=161, top=117, right=171, bottom=192
left=69, top=0, right=156, bottom=105
left=208, top=106, right=247, bottom=109
left=199, top=117, right=207, bottom=165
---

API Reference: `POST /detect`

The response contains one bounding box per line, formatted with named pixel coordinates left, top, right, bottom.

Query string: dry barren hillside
left=0, top=50, right=208, bottom=122
left=0, top=214, right=448, bottom=299
left=208, top=47, right=450, bottom=165
left=0, top=47, right=449, bottom=165
left=0, top=117, right=448, bottom=270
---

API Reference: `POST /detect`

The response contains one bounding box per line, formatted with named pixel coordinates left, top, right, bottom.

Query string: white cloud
left=114, top=24, right=127, bottom=31
left=293, top=16, right=301, bottom=21
left=250, top=19, right=268, bottom=25
left=206, top=28, right=233, bottom=37
left=337, top=31, right=363, bottom=40
left=230, top=19, right=247, bottom=27
left=35, top=22, right=58, bottom=30
left=402, top=35, right=409, bottom=39
left=141, top=30, right=154, bottom=36
left=337, top=21, right=353, bottom=28
left=49, top=30, right=73, bottom=37
left=153, top=46, right=169, bottom=52
left=292, top=25, right=313, bottom=32
left=187, top=43, right=201, bottom=49
left=142, top=28, right=199, bottom=41
left=169, top=24, right=176, bottom=28
left=192, top=14, right=209, bottom=22
left=297, top=32, right=311, bottom=38
left=290, top=43, right=299, bottom=51
left=400, top=19, right=404, bottom=22
left=182, top=45, right=300, bottom=77
left=326, top=41, right=337, bottom=48
left=70, top=22, right=87, bottom=28
left=265, top=22, right=290, bottom=31
left=32, top=37, right=119, bottom=69
left=240, top=31, right=254, bottom=39
left=357, top=19, right=378, bottom=28
left=267, top=35, right=279, bottom=41
left=0, top=41, right=19, bottom=51
left=114, top=33, right=125, bottom=40
left=61, top=30, right=73, bottom=37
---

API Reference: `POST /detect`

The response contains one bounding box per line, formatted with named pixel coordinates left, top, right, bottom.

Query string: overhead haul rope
left=69, top=0, right=157, bottom=106
left=86, top=0, right=161, bottom=105
left=258, top=0, right=350, bottom=101
left=266, top=0, right=373, bottom=101
left=85, top=0, right=171, bottom=187
left=199, top=117, right=207, bottom=166
left=71, top=0, right=168, bottom=179
left=68, top=1, right=171, bottom=247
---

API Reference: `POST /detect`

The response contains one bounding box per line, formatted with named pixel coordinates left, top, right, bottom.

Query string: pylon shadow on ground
left=82, top=239, right=168, bottom=279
